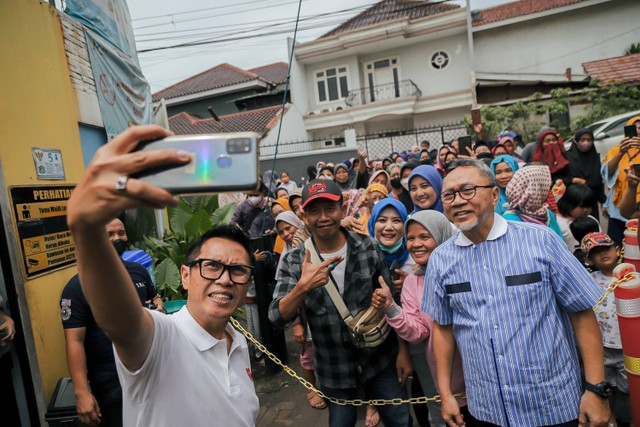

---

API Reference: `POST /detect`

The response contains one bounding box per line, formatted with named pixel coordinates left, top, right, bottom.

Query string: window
left=316, top=66, right=349, bottom=103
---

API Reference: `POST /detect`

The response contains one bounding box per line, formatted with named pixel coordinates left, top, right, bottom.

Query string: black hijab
left=565, top=128, right=605, bottom=203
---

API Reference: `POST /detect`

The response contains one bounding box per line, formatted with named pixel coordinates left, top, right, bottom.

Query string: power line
left=131, top=0, right=272, bottom=22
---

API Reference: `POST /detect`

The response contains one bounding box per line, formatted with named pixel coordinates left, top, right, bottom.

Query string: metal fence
left=356, top=124, right=468, bottom=160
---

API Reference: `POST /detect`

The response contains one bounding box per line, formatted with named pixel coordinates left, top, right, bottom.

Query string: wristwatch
left=585, top=381, right=613, bottom=398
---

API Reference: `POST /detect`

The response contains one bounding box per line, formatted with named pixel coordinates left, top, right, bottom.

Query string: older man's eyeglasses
left=188, top=259, right=254, bottom=284
left=441, top=185, right=494, bottom=204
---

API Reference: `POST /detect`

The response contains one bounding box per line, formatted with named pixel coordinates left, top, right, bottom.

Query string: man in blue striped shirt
left=423, top=159, right=610, bottom=427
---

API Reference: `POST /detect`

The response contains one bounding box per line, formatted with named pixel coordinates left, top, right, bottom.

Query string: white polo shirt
left=115, top=307, right=259, bottom=426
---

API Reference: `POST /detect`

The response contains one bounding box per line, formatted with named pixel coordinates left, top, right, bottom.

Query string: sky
left=126, top=0, right=509, bottom=93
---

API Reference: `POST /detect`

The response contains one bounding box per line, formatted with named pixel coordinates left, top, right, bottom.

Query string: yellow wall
left=0, top=0, right=85, bottom=404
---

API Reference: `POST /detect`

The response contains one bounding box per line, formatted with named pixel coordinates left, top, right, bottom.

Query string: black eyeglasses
left=441, top=185, right=494, bottom=204
left=188, top=259, right=254, bottom=284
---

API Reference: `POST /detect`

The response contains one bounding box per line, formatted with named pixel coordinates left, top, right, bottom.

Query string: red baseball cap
left=300, top=179, right=342, bottom=208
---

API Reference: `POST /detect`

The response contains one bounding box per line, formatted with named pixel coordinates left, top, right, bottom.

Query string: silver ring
left=328, top=263, right=335, bottom=271
left=115, top=175, right=129, bottom=192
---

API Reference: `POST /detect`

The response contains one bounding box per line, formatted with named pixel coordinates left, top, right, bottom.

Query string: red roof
left=320, top=0, right=459, bottom=39
left=248, top=62, right=288, bottom=86
left=168, top=105, right=283, bottom=135
left=153, top=63, right=258, bottom=101
left=583, top=53, right=640, bottom=85
left=472, top=0, right=587, bottom=26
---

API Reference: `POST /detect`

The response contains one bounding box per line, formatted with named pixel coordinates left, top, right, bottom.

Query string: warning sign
left=10, top=185, right=76, bottom=278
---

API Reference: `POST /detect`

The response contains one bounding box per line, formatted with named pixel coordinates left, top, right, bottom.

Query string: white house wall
left=474, top=0, right=640, bottom=79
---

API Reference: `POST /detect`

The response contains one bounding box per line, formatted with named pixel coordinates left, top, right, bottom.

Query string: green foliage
left=131, top=194, right=240, bottom=299
left=572, top=80, right=640, bottom=128
left=625, top=43, right=640, bottom=55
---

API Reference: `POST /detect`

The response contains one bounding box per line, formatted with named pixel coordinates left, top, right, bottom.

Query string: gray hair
left=445, top=158, right=496, bottom=186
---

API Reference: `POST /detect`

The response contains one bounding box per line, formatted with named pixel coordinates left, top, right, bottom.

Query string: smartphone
left=458, top=135, right=473, bottom=155
left=624, top=125, right=638, bottom=138
left=633, top=164, right=640, bottom=176
left=471, top=108, right=482, bottom=126
left=390, top=260, right=400, bottom=281
left=132, top=133, right=260, bottom=194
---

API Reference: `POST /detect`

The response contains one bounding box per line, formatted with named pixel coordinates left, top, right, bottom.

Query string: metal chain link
left=229, top=317, right=465, bottom=406
left=593, top=272, right=634, bottom=311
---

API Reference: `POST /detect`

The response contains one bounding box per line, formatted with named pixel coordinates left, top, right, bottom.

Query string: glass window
left=315, top=66, right=349, bottom=103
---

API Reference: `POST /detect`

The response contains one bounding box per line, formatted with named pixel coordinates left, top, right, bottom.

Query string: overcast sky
left=126, top=0, right=509, bottom=93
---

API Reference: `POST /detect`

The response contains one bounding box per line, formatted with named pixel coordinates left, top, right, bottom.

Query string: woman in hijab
left=565, top=128, right=606, bottom=220
left=532, top=128, right=571, bottom=185
left=371, top=211, right=470, bottom=427
left=601, top=116, right=640, bottom=246
left=491, top=143, right=509, bottom=157
left=435, top=145, right=456, bottom=176
left=504, top=165, right=563, bottom=238
left=334, top=163, right=354, bottom=192
left=408, top=165, right=443, bottom=213
left=490, top=155, right=520, bottom=215
left=368, top=198, right=414, bottom=282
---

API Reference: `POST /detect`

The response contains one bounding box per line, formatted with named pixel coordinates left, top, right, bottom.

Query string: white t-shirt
left=591, top=270, right=622, bottom=349
left=321, top=243, right=348, bottom=296
left=115, top=307, right=259, bottom=426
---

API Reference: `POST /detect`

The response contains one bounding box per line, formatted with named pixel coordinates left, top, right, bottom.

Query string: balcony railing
left=345, top=79, right=421, bottom=107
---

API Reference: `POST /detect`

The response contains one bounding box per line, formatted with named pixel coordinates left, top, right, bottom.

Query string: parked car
left=564, top=109, right=640, bottom=160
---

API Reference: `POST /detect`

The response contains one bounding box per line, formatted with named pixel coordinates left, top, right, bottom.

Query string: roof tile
left=168, top=105, right=283, bottom=135
left=320, top=0, right=459, bottom=39
left=248, top=62, right=289, bottom=85
left=472, top=0, right=587, bottom=27
left=583, top=53, right=640, bottom=85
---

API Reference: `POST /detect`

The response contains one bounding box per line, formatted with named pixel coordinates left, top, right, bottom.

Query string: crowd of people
left=58, top=118, right=640, bottom=427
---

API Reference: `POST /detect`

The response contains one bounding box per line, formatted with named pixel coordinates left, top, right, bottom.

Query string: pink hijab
left=506, top=165, right=552, bottom=223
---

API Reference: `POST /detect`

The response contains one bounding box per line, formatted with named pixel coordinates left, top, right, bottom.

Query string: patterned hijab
left=506, top=165, right=552, bottom=224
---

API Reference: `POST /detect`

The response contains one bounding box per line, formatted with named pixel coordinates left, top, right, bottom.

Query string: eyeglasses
left=188, top=258, right=254, bottom=284
left=441, top=185, right=494, bottom=204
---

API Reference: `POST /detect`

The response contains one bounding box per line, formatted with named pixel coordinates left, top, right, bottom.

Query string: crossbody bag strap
left=304, top=238, right=353, bottom=321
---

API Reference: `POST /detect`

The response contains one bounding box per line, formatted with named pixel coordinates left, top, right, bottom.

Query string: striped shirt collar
left=454, top=213, right=508, bottom=246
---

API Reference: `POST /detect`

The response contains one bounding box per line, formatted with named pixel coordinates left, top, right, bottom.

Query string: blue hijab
left=408, top=165, right=443, bottom=213
left=368, top=198, right=410, bottom=268
left=490, top=155, right=520, bottom=215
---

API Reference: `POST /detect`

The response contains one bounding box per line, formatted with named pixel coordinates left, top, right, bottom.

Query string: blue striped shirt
left=423, top=214, right=603, bottom=426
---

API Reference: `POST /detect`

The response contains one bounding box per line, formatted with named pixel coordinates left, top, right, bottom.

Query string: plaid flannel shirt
left=269, top=228, right=398, bottom=389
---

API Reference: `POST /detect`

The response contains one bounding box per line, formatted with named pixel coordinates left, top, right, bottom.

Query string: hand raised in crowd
left=619, top=136, right=640, bottom=153
left=291, top=323, right=306, bottom=344
left=341, top=215, right=365, bottom=234
left=298, top=250, right=343, bottom=293
left=66, top=125, right=191, bottom=230
left=371, top=280, right=393, bottom=311
left=357, top=149, right=367, bottom=160
left=578, top=391, right=610, bottom=427
left=254, top=250, right=267, bottom=262
left=75, top=390, right=101, bottom=426
left=441, top=394, right=465, bottom=427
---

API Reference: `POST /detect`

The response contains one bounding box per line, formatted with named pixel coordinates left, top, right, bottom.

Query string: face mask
left=401, top=178, right=409, bottom=191
left=112, top=239, right=127, bottom=256
left=476, top=152, right=493, bottom=160
left=390, top=177, right=402, bottom=189
left=420, top=159, right=432, bottom=165
left=248, top=196, right=263, bottom=206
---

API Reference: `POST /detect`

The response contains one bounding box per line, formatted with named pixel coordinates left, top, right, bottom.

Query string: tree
left=625, top=43, right=640, bottom=55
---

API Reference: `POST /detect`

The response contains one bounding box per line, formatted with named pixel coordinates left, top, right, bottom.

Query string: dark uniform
left=60, top=261, right=156, bottom=427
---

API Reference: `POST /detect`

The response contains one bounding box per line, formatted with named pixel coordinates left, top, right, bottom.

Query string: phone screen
left=458, top=136, right=473, bottom=155
left=625, top=125, right=638, bottom=138
left=471, top=109, right=481, bottom=126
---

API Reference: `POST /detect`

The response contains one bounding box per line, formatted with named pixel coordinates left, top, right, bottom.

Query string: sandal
left=306, top=390, right=327, bottom=410
left=365, top=406, right=380, bottom=427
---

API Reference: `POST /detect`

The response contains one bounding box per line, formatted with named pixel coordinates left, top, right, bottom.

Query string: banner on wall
left=65, top=0, right=139, bottom=61
left=85, top=29, right=153, bottom=140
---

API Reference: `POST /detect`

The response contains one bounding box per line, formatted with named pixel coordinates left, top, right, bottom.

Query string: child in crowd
left=569, top=216, right=600, bottom=269
left=581, top=232, right=631, bottom=426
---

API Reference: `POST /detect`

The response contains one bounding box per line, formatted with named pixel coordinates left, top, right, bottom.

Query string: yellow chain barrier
left=229, top=317, right=465, bottom=406
left=593, top=272, right=634, bottom=311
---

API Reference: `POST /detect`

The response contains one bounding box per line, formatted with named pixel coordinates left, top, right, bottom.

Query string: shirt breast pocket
left=445, top=282, right=474, bottom=318
left=505, top=272, right=544, bottom=318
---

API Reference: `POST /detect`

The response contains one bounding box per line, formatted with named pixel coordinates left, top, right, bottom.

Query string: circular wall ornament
left=430, top=51, right=449, bottom=69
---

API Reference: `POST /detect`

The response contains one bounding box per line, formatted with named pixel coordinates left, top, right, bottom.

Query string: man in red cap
left=269, top=179, right=411, bottom=427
